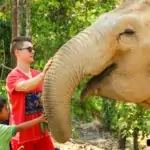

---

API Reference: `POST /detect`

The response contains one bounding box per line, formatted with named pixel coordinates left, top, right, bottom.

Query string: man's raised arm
left=15, top=73, right=44, bottom=92
left=15, top=59, right=52, bottom=92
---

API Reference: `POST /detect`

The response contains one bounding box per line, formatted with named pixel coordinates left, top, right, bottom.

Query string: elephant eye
left=120, top=28, right=135, bottom=36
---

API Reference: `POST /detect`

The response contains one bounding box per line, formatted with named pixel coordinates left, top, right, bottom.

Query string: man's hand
left=18, top=146, right=24, bottom=150
left=39, top=114, right=48, bottom=123
left=42, top=58, right=53, bottom=76
left=39, top=113, right=50, bottom=134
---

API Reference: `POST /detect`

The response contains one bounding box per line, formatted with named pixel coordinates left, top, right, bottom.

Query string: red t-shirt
left=6, top=68, right=49, bottom=144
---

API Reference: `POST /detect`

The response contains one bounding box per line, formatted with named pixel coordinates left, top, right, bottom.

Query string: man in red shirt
left=6, top=36, right=54, bottom=150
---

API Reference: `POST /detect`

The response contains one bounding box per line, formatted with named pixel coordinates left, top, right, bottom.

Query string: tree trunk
left=25, top=0, right=31, bottom=36
left=119, top=136, right=126, bottom=149
left=118, top=129, right=126, bottom=150
left=17, top=0, right=21, bottom=36
left=11, top=0, right=20, bottom=68
left=11, top=0, right=20, bottom=39
left=133, top=128, right=139, bottom=150
left=10, top=0, right=31, bottom=67
left=18, top=0, right=23, bottom=35
left=11, top=0, right=17, bottom=68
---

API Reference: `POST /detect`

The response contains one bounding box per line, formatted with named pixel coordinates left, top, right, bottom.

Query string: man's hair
left=10, top=36, right=32, bottom=54
left=0, top=97, right=7, bottom=112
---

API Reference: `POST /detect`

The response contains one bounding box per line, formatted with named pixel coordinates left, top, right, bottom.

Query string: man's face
left=15, top=41, right=35, bottom=64
left=0, top=104, right=9, bottom=121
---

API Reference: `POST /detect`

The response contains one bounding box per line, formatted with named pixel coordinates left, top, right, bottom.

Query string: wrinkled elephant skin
left=42, top=0, right=150, bottom=143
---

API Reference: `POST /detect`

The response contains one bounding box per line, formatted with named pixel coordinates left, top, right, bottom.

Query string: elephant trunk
left=42, top=27, right=115, bottom=143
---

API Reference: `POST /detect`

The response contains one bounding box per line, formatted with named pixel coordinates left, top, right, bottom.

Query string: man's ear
left=14, top=49, right=20, bottom=57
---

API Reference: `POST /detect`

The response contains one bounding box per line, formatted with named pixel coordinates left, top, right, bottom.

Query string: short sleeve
left=0, top=124, right=16, bottom=140
left=6, top=71, right=25, bottom=94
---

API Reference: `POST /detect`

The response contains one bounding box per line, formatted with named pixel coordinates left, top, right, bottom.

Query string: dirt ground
left=53, top=139, right=112, bottom=150
left=54, top=140, right=101, bottom=150
left=52, top=137, right=120, bottom=150
left=53, top=139, right=147, bottom=150
left=51, top=121, right=119, bottom=150
left=51, top=121, right=148, bottom=150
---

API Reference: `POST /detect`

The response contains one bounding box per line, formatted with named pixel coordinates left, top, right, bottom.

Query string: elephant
left=41, top=0, right=150, bottom=143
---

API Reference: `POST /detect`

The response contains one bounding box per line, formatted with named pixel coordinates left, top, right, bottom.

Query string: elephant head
left=42, top=0, right=150, bottom=143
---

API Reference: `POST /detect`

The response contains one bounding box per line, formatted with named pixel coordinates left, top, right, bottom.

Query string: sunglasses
left=18, top=47, right=34, bottom=53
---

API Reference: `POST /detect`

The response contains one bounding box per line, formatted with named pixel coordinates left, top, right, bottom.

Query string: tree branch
left=0, top=64, right=12, bottom=71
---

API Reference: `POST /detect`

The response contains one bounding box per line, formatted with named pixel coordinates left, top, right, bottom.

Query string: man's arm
left=15, top=73, right=44, bottom=92
left=15, top=114, right=46, bottom=132
left=15, top=59, right=53, bottom=92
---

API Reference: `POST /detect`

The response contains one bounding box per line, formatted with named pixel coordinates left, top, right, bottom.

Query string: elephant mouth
left=81, top=63, right=117, bottom=100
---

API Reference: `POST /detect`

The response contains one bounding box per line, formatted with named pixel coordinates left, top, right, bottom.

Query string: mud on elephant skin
left=41, top=0, right=150, bottom=143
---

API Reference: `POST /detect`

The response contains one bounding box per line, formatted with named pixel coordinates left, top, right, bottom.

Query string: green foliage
left=0, top=81, right=7, bottom=99
left=101, top=98, right=150, bottom=139
left=0, top=21, right=11, bottom=99
left=0, top=21, right=11, bottom=66
left=0, top=20, right=11, bottom=99
left=31, top=0, right=117, bottom=66
left=71, top=78, right=102, bottom=123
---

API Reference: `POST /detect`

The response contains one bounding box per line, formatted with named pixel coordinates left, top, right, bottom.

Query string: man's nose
left=32, top=50, right=35, bottom=54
